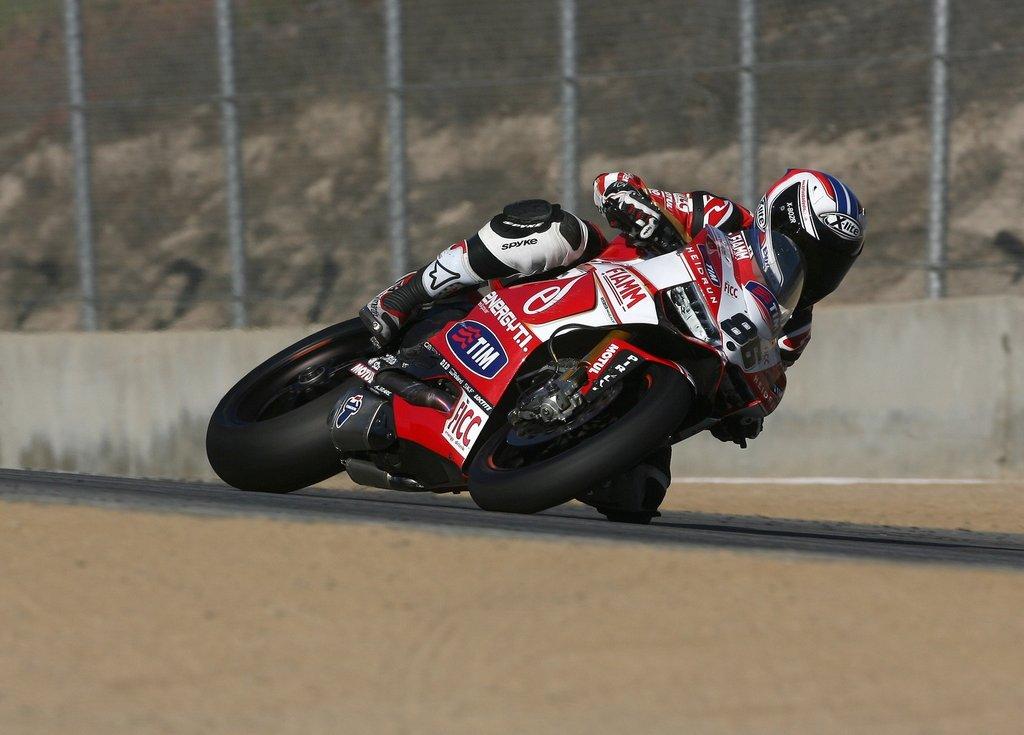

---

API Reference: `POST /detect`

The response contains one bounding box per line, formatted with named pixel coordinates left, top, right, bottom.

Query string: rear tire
left=206, top=319, right=371, bottom=492
left=468, top=364, right=692, bottom=514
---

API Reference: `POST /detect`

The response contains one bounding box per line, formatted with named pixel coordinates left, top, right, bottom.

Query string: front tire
left=468, top=364, right=692, bottom=514
left=206, top=319, right=371, bottom=492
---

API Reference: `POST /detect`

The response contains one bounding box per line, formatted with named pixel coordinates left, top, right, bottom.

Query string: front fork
left=558, top=329, right=632, bottom=388
left=510, top=329, right=634, bottom=427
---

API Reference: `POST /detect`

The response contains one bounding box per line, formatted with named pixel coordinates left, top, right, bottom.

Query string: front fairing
left=692, top=228, right=788, bottom=415
left=642, top=228, right=790, bottom=416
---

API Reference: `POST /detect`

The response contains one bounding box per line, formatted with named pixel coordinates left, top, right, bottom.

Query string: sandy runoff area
left=2, top=499, right=1023, bottom=734
left=658, top=480, right=1024, bottom=534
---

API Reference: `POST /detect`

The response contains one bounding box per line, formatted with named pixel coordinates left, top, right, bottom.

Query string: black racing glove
left=601, top=181, right=663, bottom=241
left=710, top=415, right=763, bottom=449
left=779, top=348, right=800, bottom=368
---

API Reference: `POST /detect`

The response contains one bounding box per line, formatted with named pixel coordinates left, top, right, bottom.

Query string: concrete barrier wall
left=672, top=295, right=1023, bottom=479
left=1, top=296, right=1020, bottom=481
left=0, top=327, right=314, bottom=480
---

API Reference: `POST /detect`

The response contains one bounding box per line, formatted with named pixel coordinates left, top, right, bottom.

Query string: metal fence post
left=560, top=0, right=579, bottom=214
left=385, top=0, right=408, bottom=280
left=62, top=0, right=97, bottom=331
left=215, top=0, right=249, bottom=327
left=927, top=0, right=950, bottom=299
left=738, top=0, right=758, bottom=210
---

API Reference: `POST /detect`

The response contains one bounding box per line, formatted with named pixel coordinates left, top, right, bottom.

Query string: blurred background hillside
left=1, top=0, right=1023, bottom=331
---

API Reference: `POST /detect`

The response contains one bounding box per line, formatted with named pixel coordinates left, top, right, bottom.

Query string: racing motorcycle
left=206, top=225, right=803, bottom=522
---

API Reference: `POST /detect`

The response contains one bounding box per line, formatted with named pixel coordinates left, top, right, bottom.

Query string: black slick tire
left=206, top=319, right=370, bottom=492
left=468, top=364, right=692, bottom=514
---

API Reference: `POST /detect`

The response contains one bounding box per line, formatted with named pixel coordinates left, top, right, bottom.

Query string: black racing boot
left=359, top=269, right=431, bottom=351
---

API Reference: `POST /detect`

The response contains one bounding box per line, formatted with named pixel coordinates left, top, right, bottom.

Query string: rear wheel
left=206, top=319, right=371, bottom=492
left=468, top=364, right=692, bottom=514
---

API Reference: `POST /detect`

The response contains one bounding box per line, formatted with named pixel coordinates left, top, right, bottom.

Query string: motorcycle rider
left=361, top=175, right=755, bottom=349
left=360, top=168, right=866, bottom=445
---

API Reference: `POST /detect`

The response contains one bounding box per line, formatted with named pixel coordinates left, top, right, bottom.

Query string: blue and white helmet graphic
left=755, top=169, right=866, bottom=304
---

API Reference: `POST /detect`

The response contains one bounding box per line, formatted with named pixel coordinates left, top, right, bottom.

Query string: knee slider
left=490, top=199, right=561, bottom=238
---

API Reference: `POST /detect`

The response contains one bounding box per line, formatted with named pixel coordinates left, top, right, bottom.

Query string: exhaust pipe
left=345, top=458, right=425, bottom=492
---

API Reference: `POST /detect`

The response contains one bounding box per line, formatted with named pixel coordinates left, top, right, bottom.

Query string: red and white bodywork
left=375, top=227, right=789, bottom=469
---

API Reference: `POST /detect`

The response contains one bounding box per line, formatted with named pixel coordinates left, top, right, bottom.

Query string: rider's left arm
left=778, top=304, right=813, bottom=366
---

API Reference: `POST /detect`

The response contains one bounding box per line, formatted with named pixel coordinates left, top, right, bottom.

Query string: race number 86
left=721, top=314, right=758, bottom=344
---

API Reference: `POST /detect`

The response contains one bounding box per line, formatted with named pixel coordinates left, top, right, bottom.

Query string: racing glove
left=710, top=415, right=763, bottom=449
left=778, top=305, right=813, bottom=367
left=601, top=181, right=664, bottom=241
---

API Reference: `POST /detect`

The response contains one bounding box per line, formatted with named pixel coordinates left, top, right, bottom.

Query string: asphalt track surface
left=3, top=469, right=1024, bottom=569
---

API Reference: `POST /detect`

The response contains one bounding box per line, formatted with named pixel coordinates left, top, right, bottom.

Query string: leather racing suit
left=362, top=171, right=813, bottom=366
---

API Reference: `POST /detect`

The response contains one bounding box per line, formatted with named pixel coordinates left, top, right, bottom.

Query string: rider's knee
left=472, top=199, right=586, bottom=276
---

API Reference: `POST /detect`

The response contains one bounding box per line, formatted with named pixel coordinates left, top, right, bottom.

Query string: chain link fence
left=2, top=0, right=1023, bottom=331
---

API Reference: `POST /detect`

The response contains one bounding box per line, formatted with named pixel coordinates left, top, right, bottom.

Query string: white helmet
left=757, top=169, right=866, bottom=304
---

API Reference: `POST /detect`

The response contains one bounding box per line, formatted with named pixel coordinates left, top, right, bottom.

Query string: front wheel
left=468, top=364, right=692, bottom=514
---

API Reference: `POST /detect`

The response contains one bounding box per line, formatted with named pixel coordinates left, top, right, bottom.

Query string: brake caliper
left=510, top=358, right=587, bottom=428
left=510, top=330, right=636, bottom=430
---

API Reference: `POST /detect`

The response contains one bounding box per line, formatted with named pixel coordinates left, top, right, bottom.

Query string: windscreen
left=753, top=228, right=805, bottom=318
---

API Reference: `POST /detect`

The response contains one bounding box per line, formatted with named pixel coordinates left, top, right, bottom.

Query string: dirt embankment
left=3, top=1, right=1023, bottom=330
left=4, top=96, right=1024, bottom=330
left=2, top=500, right=1023, bottom=734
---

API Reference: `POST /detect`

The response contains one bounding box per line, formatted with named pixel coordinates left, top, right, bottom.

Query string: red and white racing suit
left=363, top=171, right=812, bottom=364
